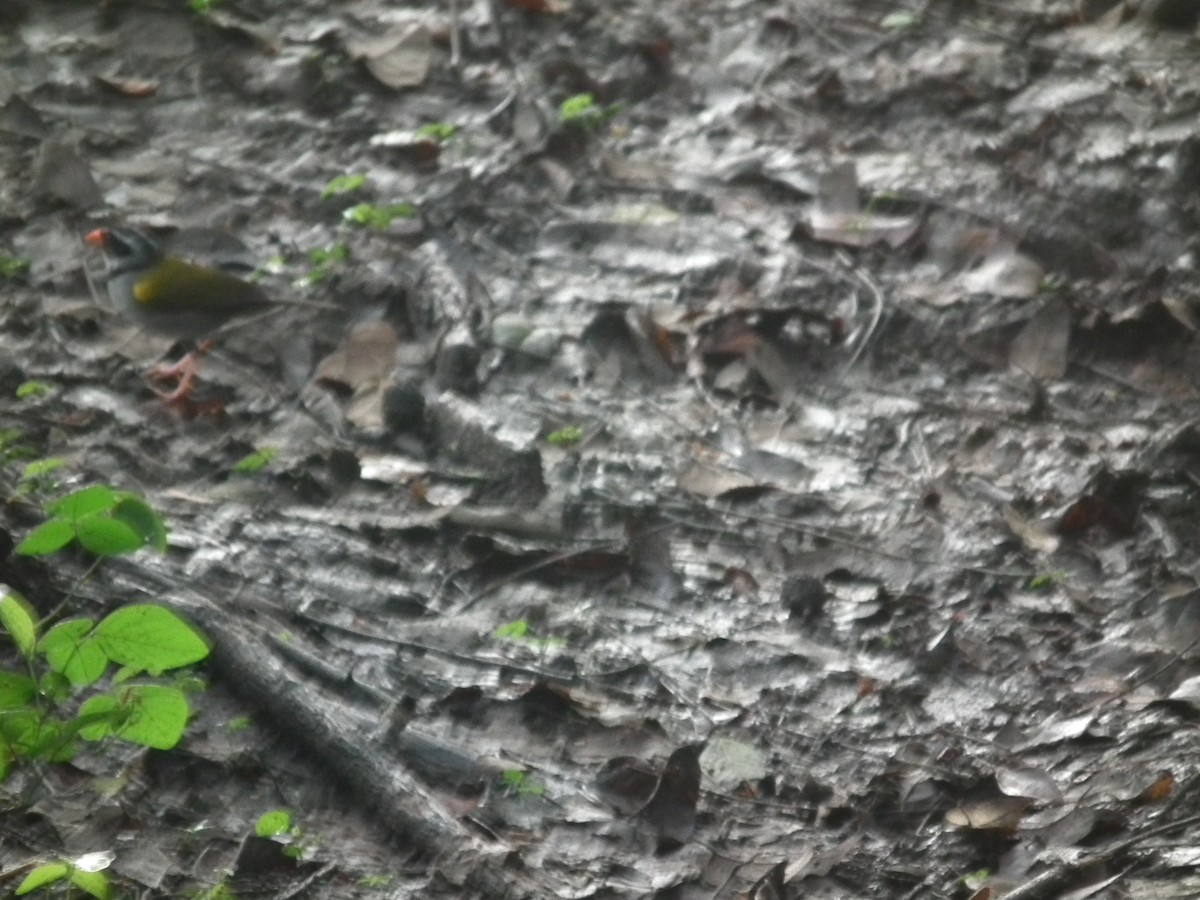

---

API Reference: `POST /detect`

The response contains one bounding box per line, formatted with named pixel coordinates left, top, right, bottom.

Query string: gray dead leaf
left=1003, top=504, right=1060, bottom=555
left=0, top=93, right=48, bottom=138
left=995, top=766, right=1063, bottom=803
left=960, top=246, right=1044, bottom=298
left=1010, top=297, right=1070, bottom=381
left=33, top=140, right=103, bottom=208
left=347, top=24, right=432, bottom=90
left=808, top=162, right=921, bottom=249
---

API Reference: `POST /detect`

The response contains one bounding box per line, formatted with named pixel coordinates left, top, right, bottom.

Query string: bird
left=85, top=226, right=272, bottom=402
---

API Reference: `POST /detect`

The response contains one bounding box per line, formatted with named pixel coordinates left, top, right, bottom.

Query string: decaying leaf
left=1010, top=296, right=1070, bottom=381
left=945, top=796, right=1031, bottom=832
left=346, top=24, right=432, bottom=90
left=807, top=162, right=921, bottom=249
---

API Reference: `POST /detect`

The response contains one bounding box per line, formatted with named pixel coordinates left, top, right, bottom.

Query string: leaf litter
left=5, top=0, right=1200, bottom=898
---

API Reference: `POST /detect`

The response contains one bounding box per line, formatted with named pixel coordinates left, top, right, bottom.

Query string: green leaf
left=49, top=485, right=118, bottom=521
left=546, top=425, right=583, bottom=446
left=16, top=519, right=75, bottom=556
left=0, top=255, right=31, bottom=279
left=0, top=707, right=44, bottom=754
left=494, top=620, right=528, bottom=639
left=559, top=93, right=597, bottom=122
left=38, top=670, right=71, bottom=702
left=68, top=868, right=111, bottom=900
left=322, top=174, right=367, bottom=199
left=16, top=862, right=70, bottom=894
left=343, top=202, right=417, bottom=230
left=415, top=122, right=456, bottom=141
left=256, top=809, right=294, bottom=837
left=108, top=685, right=190, bottom=750
left=112, top=494, right=168, bottom=553
left=94, top=605, right=210, bottom=674
left=20, top=457, right=65, bottom=480
left=0, top=671, right=35, bottom=709
left=15, top=380, right=54, bottom=399
left=39, top=619, right=108, bottom=686
left=0, top=589, right=38, bottom=658
left=77, top=694, right=124, bottom=742
left=232, top=447, right=277, bottom=474
left=75, top=517, right=144, bottom=556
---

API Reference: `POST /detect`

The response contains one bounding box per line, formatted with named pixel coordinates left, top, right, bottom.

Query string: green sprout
left=493, top=619, right=567, bottom=651
left=232, top=447, right=277, bottom=474
left=16, top=380, right=55, bottom=400
left=17, top=457, right=66, bottom=496
left=558, top=93, right=622, bottom=128
left=188, top=0, right=219, bottom=12
left=356, top=875, right=395, bottom=889
left=500, top=769, right=545, bottom=797
left=1028, top=571, right=1068, bottom=590
left=321, top=174, right=368, bottom=199
left=0, top=255, right=31, bottom=279
left=546, top=425, right=583, bottom=446
left=17, top=484, right=167, bottom=557
left=298, top=243, right=350, bottom=286
left=343, top=202, right=417, bottom=230
left=415, top=122, right=457, bottom=142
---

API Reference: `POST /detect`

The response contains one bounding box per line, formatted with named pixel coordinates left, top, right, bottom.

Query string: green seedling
left=0, top=588, right=210, bottom=781
left=493, top=619, right=567, bottom=651
left=298, top=243, right=350, bottom=286
left=16, top=380, right=54, bottom=400
left=343, top=202, right=417, bottom=230
left=0, top=255, right=31, bottom=279
left=321, top=174, right=368, bottom=199
left=357, top=874, right=395, bottom=889
left=15, top=852, right=114, bottom=898
left=546, top=425, right=583, bottom=446
left=255, top=809, right=311, bottom=859
left=500, top=768, right=545, bottom=797
left=558, top=93, right=622, bottom=128
left=232, top=447, right=277, bottom=474
left=415, top=122, right=457, bottom=142
left=1028, top=571, right=1068, bottom=590
left=17, top=484, right=167, bottom=557
left=17, top=457, right=66, bottom=496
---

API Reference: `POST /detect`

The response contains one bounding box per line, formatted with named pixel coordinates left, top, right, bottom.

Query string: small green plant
left=0, top=428, right=34, bottom=463
left=558, top=93, right=622, bottom=128
left=188, top=0, right=219, bottom=12
left=0, top=590, right=210, bottom=780
left=343, top=202, right=417, bottom=230
left=15, top=851, right=114, bottom=898
left=255, top=809, right=311, bottom=859
left=321, top=174, right=367, bottom=200
left=415, top=122, right=457, bottom=142
left=232, top=447, right=277, bottom=474
left=356, top=874, right=395, bottom=889
left=15, top=380, right=55, bottom=400
left=0, top=255, right=31, bottom=279
left=298, top=243, right=350, bottom=286
left=493, top=619, right=567, bottom=652
left=17, top=457, right=66, bottom=497
left=499, top=768, right=545, bottom=797
left=17, top=484, right=167, bottom=557
left=1028, top=571, right=1067, bottom=590
left=546, top=425, right=583, bottom=446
